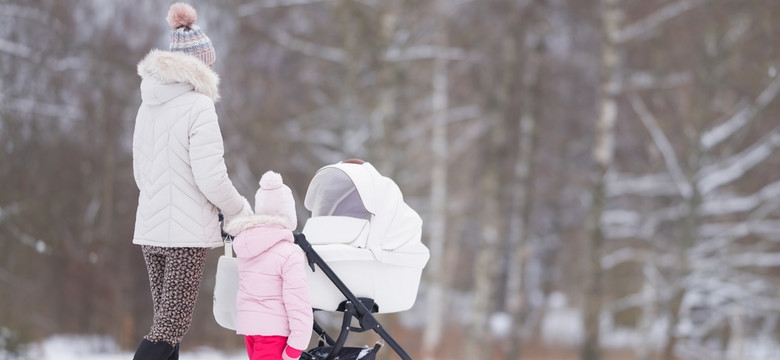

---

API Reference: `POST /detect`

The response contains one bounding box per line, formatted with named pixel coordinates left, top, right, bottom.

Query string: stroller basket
left=303, top=342, right=382, bottom=360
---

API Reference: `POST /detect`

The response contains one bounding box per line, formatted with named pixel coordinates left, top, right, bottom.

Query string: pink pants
left=244, top=335, right=287, bottom=360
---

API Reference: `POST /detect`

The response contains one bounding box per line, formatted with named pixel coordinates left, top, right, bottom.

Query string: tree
left=581, top=1, right=621, bottom=359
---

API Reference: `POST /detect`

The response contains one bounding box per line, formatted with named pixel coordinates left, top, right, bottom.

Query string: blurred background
left=1, top=0, right=779, bottom=359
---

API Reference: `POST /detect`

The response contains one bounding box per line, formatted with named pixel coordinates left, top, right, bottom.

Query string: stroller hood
left=303, top=161, right=427, bottom=264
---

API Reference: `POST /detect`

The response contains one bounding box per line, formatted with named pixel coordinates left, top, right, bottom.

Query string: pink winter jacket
left=229, top=216, right=313, bottom=353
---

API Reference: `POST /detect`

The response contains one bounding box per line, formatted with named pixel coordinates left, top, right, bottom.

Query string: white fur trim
left=223, top=214, right=292, bottom=235
left=137, top=49, right=220, bottom=102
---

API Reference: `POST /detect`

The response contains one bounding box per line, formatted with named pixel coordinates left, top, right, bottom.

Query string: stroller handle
left=293, top=232, right=413, bottom=360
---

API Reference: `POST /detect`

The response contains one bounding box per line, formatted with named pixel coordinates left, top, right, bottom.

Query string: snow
left=15, top=335, right=246, bottom=360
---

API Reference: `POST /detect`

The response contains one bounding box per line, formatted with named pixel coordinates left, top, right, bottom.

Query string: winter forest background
left=1, top=0, right=779, bottom=359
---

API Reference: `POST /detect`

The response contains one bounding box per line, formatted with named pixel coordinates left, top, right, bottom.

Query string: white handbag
left=213, top=238, right=239, bottom=330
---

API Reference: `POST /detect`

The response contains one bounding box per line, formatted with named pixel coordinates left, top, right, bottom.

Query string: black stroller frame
left=293, top=232, right=413, bottom=360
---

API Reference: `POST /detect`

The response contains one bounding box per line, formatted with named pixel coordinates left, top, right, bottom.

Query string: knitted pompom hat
left=166, top=3, right=216, bottom=66
left=255, top=171, right=298, bottom=230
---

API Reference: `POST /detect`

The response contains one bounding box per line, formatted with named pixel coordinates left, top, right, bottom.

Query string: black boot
left=168, top=343, right=179, bottom=360
left=133, top=338, right=175, bottom=360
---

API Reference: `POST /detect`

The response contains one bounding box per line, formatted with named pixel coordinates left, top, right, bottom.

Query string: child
left=225, top=171, right=313, bottom=360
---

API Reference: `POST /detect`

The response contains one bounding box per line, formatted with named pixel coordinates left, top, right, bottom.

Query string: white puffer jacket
left=132, top=50, right=252, bottom=248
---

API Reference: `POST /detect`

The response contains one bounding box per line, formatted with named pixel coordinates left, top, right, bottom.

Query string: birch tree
left=581, top=1, right=621, bottom=360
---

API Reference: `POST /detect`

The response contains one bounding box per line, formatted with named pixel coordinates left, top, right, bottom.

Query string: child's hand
left=282, top=346, right=302, bottom=360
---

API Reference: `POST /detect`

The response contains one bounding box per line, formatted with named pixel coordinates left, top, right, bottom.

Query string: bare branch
left=701, top=76, right=780, bottom=150
left=617, top=0, right=710, bottom=44
left=626, top=71, right=692, bottom=91
left=629, top=94, right=693, bottom=199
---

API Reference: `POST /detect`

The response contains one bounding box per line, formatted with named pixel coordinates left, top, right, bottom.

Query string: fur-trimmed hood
left=229, top=215, right=295, bottom=258
left=224, top=214, right=293, bottom=235
left=137, top=49, right=220, bottom=103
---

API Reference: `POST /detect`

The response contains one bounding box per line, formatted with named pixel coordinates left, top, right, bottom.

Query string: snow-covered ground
left=13, top=335, right=246, bottom=360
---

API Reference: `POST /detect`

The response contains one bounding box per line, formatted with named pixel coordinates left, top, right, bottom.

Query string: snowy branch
left=603, top=203, right=688, bottom=241
left=697, top=220, right=780, bottom=242
left=450, top=118, right=491, bottom=157
left=722, top=253, right=780, bottom=268
left=601, top=247, right=676, bottom=269
left=697, top=127, right=780, bottom=195
left=617, top=0, right=711, bottom=44
left=699, top=180, right=780, bottom=217
left=701, top=75, right=780, bottom=150
left=395, top=104, right=482, bottom=143
left=626, top=71, right=692, bottom=91
left=237, top=0, right=330, bottom=15
left=268, top=29, right=345, bottom=63
left=606, top=172, right=679, bottom=197
left=691, top=209, right=780, bottom=257
left=0, top=203, right=21, bottom=221
left=0, top=4, right=47, bottom=21
left=385, top=45, right=483, bottom=63
left=629, top=94, right=693, bottom=199
left=0, top=38, right=32, bottom=59
left=721, top=14, right=752, bottom=50
left=0, top=94, right=82, bottom=120
left=265, top=31, right=480, bottom=64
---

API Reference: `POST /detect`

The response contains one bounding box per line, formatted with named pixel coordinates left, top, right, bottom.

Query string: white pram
left=301, top=160, right=430, bottom=313
left=213, top=160, right=429, bottom=360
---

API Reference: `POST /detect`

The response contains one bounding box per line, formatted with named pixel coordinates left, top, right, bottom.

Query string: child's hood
left=227, top=215, right=294, bottom=257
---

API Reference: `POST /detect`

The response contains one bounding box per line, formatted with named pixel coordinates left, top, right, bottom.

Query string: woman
left=131, top=3, right=252, bottom=359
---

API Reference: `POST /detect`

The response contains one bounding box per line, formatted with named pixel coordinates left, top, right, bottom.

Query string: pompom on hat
left=166, top=3, right=216, bottom=66
left=254, top=171, right=298, bottom=230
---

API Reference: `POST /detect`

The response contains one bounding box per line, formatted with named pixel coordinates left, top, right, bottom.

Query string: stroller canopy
left=304, top=161, right=427, bottom=265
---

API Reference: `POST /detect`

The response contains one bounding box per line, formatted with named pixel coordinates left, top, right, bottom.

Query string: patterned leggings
left=141, top=245, right=208, bottom=345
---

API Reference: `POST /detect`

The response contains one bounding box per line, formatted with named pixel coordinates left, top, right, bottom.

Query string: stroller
left=214, top=160, right=430, bottom=360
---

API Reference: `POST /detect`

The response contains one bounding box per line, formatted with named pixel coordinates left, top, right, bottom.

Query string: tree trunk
left=505, top=1, right=546, bottom=359
left=464, top=116, right=505, bottom=360
left=581, top=1, right=621, bottom=360
left=421, top=24, right=450, bottom=360
left=371, top=7, right=401, bottom=175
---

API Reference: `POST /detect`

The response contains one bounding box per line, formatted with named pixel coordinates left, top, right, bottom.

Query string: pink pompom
left=166, top=3, right=198, bottom=29
left=260, top=171, right=284, bottom=190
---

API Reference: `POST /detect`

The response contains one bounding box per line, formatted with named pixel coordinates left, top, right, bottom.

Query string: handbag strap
left=218, top=211, right=235, bottom=258
left=224, top=237, right=233, bottom=257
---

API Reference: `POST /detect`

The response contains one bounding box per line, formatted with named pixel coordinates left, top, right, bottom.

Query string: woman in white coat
left=131, top=3, right=252, bottom=359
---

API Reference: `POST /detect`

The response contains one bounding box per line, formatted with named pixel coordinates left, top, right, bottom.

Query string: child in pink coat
left=225, top=171, right=313, bottom=360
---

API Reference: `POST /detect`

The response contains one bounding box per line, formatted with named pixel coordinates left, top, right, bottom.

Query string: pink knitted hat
left=166, top=3, right=216, bottom=65
left=255, top=171, right=298, bottom=230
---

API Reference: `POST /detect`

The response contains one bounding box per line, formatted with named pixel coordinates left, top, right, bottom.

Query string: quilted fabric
left=132, top=50, right=251, bottom=248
